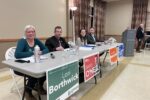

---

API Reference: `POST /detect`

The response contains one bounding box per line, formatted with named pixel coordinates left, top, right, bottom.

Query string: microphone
left=50, top=53, right=55, bottom=59
left=15, top=60, right=30, bottom=63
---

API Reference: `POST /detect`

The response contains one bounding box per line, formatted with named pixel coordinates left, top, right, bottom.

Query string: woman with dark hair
left=76, top=29, right=88, bottom=83
left=76, top=29, right=87, bottom=46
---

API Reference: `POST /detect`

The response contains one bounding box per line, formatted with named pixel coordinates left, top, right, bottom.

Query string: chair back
left=5, top=47, right=16, bottom=60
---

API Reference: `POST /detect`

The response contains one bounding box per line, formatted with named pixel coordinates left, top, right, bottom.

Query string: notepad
left=85, top=44, right=96, bottom=47
left=20, top=55, right=48, bottom=63
left=79, top=46, right=94, bottom=51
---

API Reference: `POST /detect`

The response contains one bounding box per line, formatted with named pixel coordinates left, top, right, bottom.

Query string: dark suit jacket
left=136, top=27, right=144, bottom=39
left=86, top=33, right=98, bottom=44
left=45, top=36, right=69, bottom=52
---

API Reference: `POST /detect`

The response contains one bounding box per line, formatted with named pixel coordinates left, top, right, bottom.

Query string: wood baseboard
left=0, top=36, right=73, bottom=43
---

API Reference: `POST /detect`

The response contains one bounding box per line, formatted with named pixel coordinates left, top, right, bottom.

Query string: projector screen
left=0, top=0, right=67, bottom=39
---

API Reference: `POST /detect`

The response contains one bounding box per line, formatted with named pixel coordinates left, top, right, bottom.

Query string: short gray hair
left=23, top=25, right=36, bottom=39
left=24, top=25, right=35, bottom=32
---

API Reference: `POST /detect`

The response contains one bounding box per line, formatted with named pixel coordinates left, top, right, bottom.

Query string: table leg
left=22, top=76, right=27, bottom=100
left=99, top=68, right=102, bottom=78
left=117, top=60, right=119, bottom=66
left=98, top=56, right=102, bottom=78
left=94, top=76, right=97, bottom=84
left=22, top=76, right=42, bottom=100
left=103, top=51, right=108, bottom=66
left=37, top=79, right=41, bottom=100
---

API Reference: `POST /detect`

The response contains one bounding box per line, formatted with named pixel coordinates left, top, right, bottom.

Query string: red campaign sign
left=83, top=54, right=99, bottom=82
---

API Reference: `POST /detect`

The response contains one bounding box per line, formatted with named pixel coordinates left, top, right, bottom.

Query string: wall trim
left=0, top=35, right=121, bottom=42
left=104, top=34, right=121, bottom=36
left=0, top=37, right=47, bottom=42
left=0, top=37, right=73, bottom=43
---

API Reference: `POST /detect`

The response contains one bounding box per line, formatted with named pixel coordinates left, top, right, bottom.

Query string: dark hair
left=54, top=26, right=62, bottom=32
left=79, top=29, right=87, bottom=42
left=79, top=29, right=86, bottom=36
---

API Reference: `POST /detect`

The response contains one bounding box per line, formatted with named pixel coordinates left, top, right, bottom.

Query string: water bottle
left=76, top=38, right=81, bottom=46
left=34, top=45, right=40, bottom=63
left=84, top=39, right=87, bottom=46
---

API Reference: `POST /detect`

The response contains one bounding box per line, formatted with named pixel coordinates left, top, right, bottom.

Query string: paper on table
left=40, top=55, right=48, bottom=60
left=64, top=48, right=70, bottom=51
left=21, top=56, right=35, bottom=63
left=79, top=46, right=93, bottom=51
left=86, top=44, right=96, bottom=47
left=21, top=55, right=48, bottom=63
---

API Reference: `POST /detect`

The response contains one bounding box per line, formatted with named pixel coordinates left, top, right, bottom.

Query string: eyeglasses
left=26, top=31, right=35, bottom=33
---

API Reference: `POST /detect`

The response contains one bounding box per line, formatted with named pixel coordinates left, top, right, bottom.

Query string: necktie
left=92, top=34, right=96, bottom=42
left=59, top=39, right=62, bottom=46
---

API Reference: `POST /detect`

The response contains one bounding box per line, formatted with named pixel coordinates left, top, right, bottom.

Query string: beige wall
left=0, top=0, right=67, bottom=39
left=105, top=0, right=133, bottom=35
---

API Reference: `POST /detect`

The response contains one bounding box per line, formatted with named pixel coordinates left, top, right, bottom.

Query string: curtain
left=94, top=0, right=106, bottom=41
left=73, top=0, right=91, bottom=37
left=131, top=0, right=148, bottom=29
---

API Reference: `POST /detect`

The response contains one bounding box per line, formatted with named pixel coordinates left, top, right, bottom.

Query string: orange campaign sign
left=110, top=55, right=118, bottom=63
left=109, top=47, right=118, bottom=65
left=109, top=47, right=117, bottom=56
left=83, top=54, right=100, bottom=82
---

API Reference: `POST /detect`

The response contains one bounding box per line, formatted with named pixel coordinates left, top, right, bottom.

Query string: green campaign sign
left=46, top=60, right=79, bottom=100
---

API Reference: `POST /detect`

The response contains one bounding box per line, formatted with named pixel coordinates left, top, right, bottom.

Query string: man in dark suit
left=45, top=26, right=69, bottom=52
left=86, top=27, right=98, bottom=44
left=136, top=24, right=144, bottom=52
